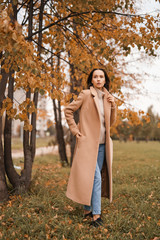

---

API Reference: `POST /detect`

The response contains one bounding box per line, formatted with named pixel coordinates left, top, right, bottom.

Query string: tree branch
left=25, top=9, right=150, bottom=40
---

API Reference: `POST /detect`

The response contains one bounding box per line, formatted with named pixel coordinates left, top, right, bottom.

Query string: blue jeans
left=84, top=143, right=105, bottom=215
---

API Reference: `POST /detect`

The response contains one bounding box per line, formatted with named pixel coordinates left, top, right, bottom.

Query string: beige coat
left=64, top=86, right=117, bottom=205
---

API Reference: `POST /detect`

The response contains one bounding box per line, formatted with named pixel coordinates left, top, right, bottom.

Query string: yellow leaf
left=28, top=124, right=32, bottom=132
left=12, top=32, right=17, bottom=41
left=6, top=102, right=13, bottom=110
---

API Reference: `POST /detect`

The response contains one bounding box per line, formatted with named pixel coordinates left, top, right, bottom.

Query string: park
left=0, top=139, right=159, bottom=239
left=0, top=0, right=160, bottom=239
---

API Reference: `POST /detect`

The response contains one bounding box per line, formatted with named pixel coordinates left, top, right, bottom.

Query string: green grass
left=12, top=136, right=54, bottom=150
left=0, top=141, right=160, bottom=240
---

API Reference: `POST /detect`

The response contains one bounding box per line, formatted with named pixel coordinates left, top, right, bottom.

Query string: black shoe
left=84, top=211, right=93, bottom=219
left=90, top=217, right=103, bottom=227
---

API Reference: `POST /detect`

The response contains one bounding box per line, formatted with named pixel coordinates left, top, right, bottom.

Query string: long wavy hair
left=87, top=68, right=110, bottom=91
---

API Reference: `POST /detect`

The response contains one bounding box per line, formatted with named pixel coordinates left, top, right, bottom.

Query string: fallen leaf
left=148, top=192, right=153, bottom=198
left=157, top=220, right=160, bottom=226
left=68, top=219, right=72, bottom=224
left=66, top=205, right=74, bottom=211
left=78, top=223, right=83, bottom=229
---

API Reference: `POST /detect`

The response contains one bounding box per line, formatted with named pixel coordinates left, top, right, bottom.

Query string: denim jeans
left=84, top=143, right=105, bottom=215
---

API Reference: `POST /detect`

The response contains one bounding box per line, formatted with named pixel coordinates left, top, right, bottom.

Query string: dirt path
left=12, top=145, right=71, bottom=158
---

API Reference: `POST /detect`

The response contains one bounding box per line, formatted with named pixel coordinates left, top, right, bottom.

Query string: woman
left=64, top=69, right=117, bottom=227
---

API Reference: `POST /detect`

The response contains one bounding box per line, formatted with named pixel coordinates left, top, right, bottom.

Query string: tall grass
left=0, top=141, right=160, bottom=240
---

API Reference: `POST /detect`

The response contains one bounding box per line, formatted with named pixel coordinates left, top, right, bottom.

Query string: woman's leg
left=83, top=144, right=105, bottom=217
left=91, top=144, right=105, bottom=220
left=84, top=205, right=92, bottom=212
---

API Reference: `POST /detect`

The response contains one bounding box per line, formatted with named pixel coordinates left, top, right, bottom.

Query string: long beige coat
left=64, top=86, right=117, bottom=205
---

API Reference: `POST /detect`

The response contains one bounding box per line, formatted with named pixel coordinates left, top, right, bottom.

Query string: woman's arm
left=110, top=102, right=117, bottom=126
left=107, top=94, right=117, bottom=126
left=64, top=91, right=85, bottom=136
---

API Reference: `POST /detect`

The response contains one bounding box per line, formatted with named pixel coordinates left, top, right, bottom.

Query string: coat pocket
left=76, top=134, right=86, bottom=148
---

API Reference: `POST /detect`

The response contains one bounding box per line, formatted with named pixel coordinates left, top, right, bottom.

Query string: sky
left=123, top=53, right=160, bottom=115
left=122, top=0, right=160, bottom=115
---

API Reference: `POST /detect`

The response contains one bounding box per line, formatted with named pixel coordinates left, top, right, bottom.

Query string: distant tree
left=116, top=121, right=131, bottom=142
left=115, top=106, right=160, bottom=142
left=47, top=120, right=56, bottom=136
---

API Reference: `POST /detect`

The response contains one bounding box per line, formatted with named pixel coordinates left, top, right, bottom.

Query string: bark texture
left=4, top=70, right=20, bottom=189
left=0, top=116, right=8, bottom=202
left=68, top=52, right=80, bottom=166
left=51, top=52, right=68, bottom=165
left=0, top=54, right=9, bottom=201
left=23, top=0, right=44, bottom=189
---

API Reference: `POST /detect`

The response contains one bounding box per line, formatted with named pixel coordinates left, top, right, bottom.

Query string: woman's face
left=91, top=69, right=105, bottom=90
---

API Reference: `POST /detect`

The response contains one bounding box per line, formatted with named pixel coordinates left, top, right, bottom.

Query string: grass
left=0, top=141, right=160, bottom=240
left=12, top=136, right=54, bottom=150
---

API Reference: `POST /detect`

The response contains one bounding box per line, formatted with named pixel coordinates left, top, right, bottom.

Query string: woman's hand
left=76, top=132, right=82, bottom=138
left=107, top=94, right=115, bottom=106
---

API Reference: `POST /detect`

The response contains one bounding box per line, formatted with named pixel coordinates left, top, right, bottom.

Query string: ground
left=0, top=141, right=160, bottom=240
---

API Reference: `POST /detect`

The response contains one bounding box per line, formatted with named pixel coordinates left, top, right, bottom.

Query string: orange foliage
left=0, top=0, right=159, bottom=130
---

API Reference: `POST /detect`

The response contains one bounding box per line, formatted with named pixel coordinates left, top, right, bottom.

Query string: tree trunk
left=22, top=0, right=44, bottom=189
left=0, top=54, right=9, bottom=103
left=51, top=51, right=68, bottom=165
left=30, top=0, right=44, bottom=161
left=22, top=0, right=33, bottom=190
left=23, top=88, right=32, bottom=190
left=68, top=52, right=80, bottom=166
left=23, top=91, right=38, bottom=189
left=4, top=70, right=20, bottom=189
left=3, top=1, right=26, bottom=193
left=67, top=20, right=82, bottom=166
left=0, top=53, right=9, bottom=201
left=57, top=100, right=68, bottom=166
left=52, top=99, right=69, bottom=166
left=0, top=114, right=8, bottom=202
left=70, top=107, right=79, bottom=167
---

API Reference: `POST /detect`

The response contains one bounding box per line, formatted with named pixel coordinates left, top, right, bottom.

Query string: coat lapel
left=90, top=86, right=101, bottom=122
left=103, top=87, right=111, bottom=125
